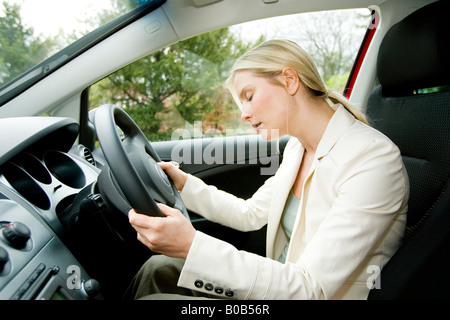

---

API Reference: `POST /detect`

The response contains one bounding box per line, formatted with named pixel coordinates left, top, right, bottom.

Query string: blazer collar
left=314, top=104, right=356, bottom=161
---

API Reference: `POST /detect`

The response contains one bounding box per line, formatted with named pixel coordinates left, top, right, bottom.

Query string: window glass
left=0, top=0, right=152, bottom=92
left=89, top=9, right=370, bottom=142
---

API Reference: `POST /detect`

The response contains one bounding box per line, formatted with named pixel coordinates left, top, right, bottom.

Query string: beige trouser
left=123, top=254, right=220, bottom=300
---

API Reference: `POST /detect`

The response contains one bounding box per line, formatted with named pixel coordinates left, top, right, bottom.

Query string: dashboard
left=0, top=116, right=103, bottom=300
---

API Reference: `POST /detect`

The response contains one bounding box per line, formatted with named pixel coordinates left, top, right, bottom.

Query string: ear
left=281, top=67, right=300, bottom=95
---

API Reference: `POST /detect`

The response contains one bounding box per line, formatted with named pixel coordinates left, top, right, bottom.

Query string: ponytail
left=326, top=90, right=369, bottom=125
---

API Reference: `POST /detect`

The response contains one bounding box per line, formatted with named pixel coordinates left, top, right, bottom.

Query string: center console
left=0, top=197, right=101, bottom=300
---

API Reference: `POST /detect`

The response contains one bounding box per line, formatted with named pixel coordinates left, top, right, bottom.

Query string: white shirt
left=278, top=189, right=300, bottom=263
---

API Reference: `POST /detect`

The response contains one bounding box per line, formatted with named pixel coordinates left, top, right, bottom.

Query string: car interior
left=0, top=0, right=448, bottom=300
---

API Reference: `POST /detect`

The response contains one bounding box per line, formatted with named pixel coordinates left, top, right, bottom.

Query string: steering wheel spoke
left=93, top=104, right=190, bottom=221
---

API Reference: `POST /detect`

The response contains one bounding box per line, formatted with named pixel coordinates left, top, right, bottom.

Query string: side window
left=89, top=9, right=370, bottom=142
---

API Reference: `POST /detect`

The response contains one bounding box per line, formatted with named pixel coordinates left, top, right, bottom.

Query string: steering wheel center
left=93, top=104, right=189, bottom=220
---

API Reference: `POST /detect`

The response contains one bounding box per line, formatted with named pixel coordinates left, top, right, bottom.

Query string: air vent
left=81, top=146, right=96, bottom=167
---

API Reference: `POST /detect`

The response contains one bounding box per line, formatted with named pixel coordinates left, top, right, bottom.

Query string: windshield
left=0, top=0, right=163, bottom=104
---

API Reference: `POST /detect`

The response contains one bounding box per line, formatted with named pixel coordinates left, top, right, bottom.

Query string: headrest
left=377, top=1, right=450, bottom=95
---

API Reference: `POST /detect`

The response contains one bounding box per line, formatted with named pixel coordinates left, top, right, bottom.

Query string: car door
left=152, top=134, right=290, bottom=255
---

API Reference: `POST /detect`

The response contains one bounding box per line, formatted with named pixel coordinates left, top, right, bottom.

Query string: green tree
left=265, top=9, right=369, bottom=92
left=90, top=28, right=263, bottom=141
left=295, top=10, right=369, bottom=92
left=0, top=1, right=57, bottom=86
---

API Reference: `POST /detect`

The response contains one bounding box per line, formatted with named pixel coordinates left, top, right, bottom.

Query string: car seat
left=365, top=0, right=450, bottom=299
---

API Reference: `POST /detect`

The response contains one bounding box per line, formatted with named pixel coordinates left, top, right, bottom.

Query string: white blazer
left=177, top=105, right=409, bottom=300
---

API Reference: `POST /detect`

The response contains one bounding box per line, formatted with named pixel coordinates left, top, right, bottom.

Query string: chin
left=259, top=128, right=282, bottom=141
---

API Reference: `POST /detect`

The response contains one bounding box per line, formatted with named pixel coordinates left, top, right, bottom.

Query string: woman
left=125, top=39, right=409, bottom=300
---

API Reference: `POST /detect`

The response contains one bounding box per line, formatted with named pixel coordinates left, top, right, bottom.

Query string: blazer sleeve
left=179, top=137, right=300, bottom=232
left=178, top=230, right=322, bottom=299
left=179, top=169, right=276, bottom=232
left=176, top=139, right=324, bottom=299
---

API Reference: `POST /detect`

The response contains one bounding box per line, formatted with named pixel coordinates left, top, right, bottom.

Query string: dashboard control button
left=0, top=247, right=9, bottom=271
left=81, top=279, right=101, bottom=299
left=2, top=222, right=31, bottom=248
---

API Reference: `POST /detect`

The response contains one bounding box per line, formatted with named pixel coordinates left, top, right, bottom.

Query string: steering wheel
left=93, top=104, right=189, bottom=221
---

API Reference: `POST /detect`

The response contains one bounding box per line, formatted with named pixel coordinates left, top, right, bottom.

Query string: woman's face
left=234, top=70, right=289, bottom=141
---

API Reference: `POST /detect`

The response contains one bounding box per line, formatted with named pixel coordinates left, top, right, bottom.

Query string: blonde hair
left=226, top=39, right=369, bottom=125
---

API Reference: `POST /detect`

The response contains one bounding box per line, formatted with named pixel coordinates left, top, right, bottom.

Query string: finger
left=157, top=161, right=168, bottom=168
left=128, top=208, right=138, bottom=224
left=158, top=162, right=187, bottom=192
left=136, top=232, right=155, bottom=251
left=169, top=161, right=180, bottom=169
left=157, top=162, right=177, bottom=179
left=136, top=232, right=147, bottom=245
left=128, top=208, right=161, bottom=228
left=157, top=161, right=174, bottom=171
left=156, top=203, right=180, bottom=217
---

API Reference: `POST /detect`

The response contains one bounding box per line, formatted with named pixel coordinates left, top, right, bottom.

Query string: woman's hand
left=128, top=203, right=196, bottom=259
left=158, top=161, right=188, bottom=192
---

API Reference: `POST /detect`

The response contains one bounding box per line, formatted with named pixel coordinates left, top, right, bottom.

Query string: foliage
left=90, top=29, right=263, bottom=141
left=1, top=1, right=367, bottom=141
left=297, top=10, right=369, bottom=87
left=0, top=1, right=58, bottom=86
left=268, top=9, right=369, bottom=93
left=326, top=72, right=350, bottom=92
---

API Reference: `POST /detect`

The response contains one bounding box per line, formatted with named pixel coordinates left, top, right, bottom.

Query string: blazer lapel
left=266, top=138, right=303, bottom=259
left=315, top=105, right=356, bottom=161
left=286, top=105, right=356, bottom=262
left=266, top=105, right=357, bottom=260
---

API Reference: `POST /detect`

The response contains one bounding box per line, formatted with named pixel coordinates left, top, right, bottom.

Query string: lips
left=252, top=122, right=262, bottom=129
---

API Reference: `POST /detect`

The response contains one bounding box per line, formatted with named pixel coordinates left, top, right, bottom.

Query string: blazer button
left=194, top=280, right=204, bottom=288
left=205, top=283, right=213, bottom=291
left=225, top=290, right=234, bottom=297
left=214, top=287, right=224, bottom=294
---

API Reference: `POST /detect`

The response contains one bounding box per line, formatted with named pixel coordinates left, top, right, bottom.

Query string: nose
left=240, top=103, right=252, bottom=122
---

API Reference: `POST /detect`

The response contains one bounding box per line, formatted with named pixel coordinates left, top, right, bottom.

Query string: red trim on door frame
left=344, top=10, right=379, bottom=99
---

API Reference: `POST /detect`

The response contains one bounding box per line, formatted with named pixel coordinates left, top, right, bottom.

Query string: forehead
left=234, top=70, right=254, bottom=87
left=234, top=70, right=265, bottom=93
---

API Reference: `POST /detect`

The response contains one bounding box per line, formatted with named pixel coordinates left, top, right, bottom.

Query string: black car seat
left=366, top=0, right=450, bottom=299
